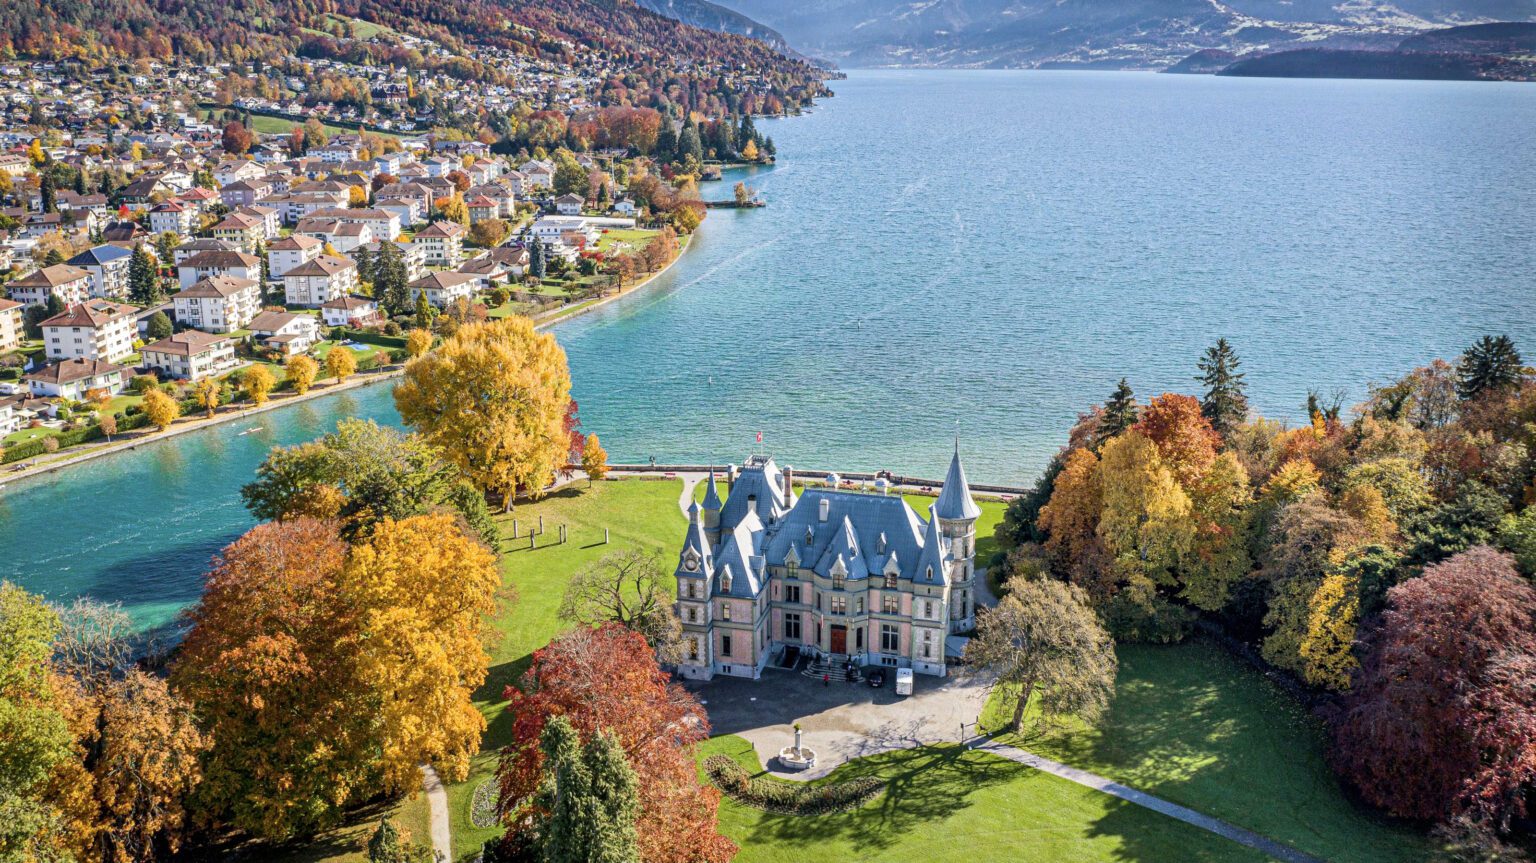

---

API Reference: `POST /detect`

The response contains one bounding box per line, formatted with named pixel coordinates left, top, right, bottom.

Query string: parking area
left=687, top=667, right=993, bottom=780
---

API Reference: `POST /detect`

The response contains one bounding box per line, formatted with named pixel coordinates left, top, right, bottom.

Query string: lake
left=3, top=69, right=1533, bottom=626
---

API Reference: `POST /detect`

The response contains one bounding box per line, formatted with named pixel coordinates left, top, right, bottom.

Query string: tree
left=127, top=244, right=162, bottom=305
left=285, top=355, right=318, bottom=395
left=559, top=549, right=681, bottom=660
left=1097, top=378, right=1138, bottom=447
left=414, top=292, right=434, bottom=330
left=348, top=185, right=368, bottom=209
left=375, top=242, right=411, bottom=316
left=1331, top=546, right=1536, bottom=826
left=243, top=365, right=275, bottom=406
left=741, top=139, right=759, bottom=162
left=529, top=238, right=547, bottom=280
left=141, top=389, right=178, bottom=431
left=395, top=318, right=573, bottom=509
left=1036, top=447, right=1109, bottom=597
left=537, top=718, right=640, bottom=863
left=405, top=329, right=432, bottom=360
left=193, top=378, right=220, bottom=418
left=581, top=433, right=608, bottom=484
left=366, top=818, right=432, bottom=863
left=1179, top=451, right=1252, bottom=612
left=733, top=182, right=751, bottom=206
left=1132, top=393, right=1220, bottom=489
left=1457, top=335, right=1523, bottom=402
left=1097, top=431, right=1194, bottom=579
left=145, top=311, right=172, bottom=341
left=493, top=625, right=735, bottom=863
left=97, top=412, right=117, bottom=442
left=554, top=158, right=588, bottom=196
left=469, top=218, right=509, bottom=248
left=966, top=578, right=1116, bottom=732
left=1196, top=338, right=1248, bottom=436
left=0, top=583, right=74, bottom=860
left=221, top=122, right=253, bottom=155
left=326, top=347, right=356, bottom=383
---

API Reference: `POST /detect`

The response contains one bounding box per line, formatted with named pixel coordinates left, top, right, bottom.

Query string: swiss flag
left=755, top=432, right=763, bottom=444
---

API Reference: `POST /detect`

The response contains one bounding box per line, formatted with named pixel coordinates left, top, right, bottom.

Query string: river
left=2, top=69, right=1533, bottom=627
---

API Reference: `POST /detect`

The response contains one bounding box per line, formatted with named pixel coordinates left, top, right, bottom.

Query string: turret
left=701, top=468, right=723, bottom=545
left=932, top=442, right=979, bottom=633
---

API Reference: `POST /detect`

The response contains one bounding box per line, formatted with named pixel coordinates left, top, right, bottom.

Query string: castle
left=672, top=447, right=981, bottom=681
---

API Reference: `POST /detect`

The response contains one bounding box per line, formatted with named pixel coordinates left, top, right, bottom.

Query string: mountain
left=1205, top=21, right=1536, bottom=80
left=632, top=0, right=795, bottom=55
left=714, top=0, right=1536, bottom=69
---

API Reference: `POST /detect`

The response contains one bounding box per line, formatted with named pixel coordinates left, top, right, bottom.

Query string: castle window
left=924, top=600, right=934, bottom=619
left=921, top=629, right=934, bottom=659
left=721, top=634, right=732, bottom=657
left=856, top=596, right=864, bottom=614
left=884, top=572, right=897, bottom=589
left=832, top=572, right=845, bottom=591
left=882, top=594, right=899, bottom=614
left=787, top=561, right=798, bottom=579
left=856, top=626, right=864, bottom=650
left=688, top=639, right=700, bottom=662
left=784, top=613, right=801, bottom=640
left=830, top=596, right=847, bottom=615
left=880, top=624, right=899, bottom=653
left=815, top=592, right=821, bottom=611
left=721, top=571, right=732, bottom=593
left=687, top=606, right=697, bottom=623
left=926, top=566, right=933, bottom=581
left=720, top=602, right=731, bottom=621
left=784, top=584, right=801, bottom=604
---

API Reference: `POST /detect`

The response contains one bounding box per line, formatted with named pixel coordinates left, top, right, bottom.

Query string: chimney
left=819, top=498, right=830, bottom=523
left=783, top=465, right=793, bottom=498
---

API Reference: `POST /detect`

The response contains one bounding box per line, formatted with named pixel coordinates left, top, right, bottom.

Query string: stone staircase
left=803, top=654, right=860, bottom=682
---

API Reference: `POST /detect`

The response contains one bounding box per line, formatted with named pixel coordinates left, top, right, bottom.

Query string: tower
left=932, top=440, right=981, bottom=633
left=701, top=467, right=723, bottom=547
left=674, top=500, right=715, bottom=678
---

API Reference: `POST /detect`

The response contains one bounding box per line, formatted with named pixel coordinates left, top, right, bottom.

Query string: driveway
left=688, top=667, right=993, bottom=780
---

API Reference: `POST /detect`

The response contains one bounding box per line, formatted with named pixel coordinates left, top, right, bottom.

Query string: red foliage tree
left=1132, top=393, right=1221, bottom=488
left=1331, top=546, right=1536, bottom=825
left=221, top=122, right=253, bottom=155
left=493, top=625, right=736, bottom=863
left=563, top=399, right=584, bottom=463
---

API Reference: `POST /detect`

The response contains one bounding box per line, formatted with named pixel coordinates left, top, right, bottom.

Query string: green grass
left=698, top=735, right=1268, bottom=863
left=3, top=426, right=58, bottom=446
left=980, top=641, right=1437, bottom=863
left=595, top=228, right=658, bottom=254
left=264, top=791, right=432, bottom=863
left=443, top=478, right=687, bottom=860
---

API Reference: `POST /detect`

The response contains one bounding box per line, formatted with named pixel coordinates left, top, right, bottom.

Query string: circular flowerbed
left=703, top=755, right=883, bottom=816
left=471, top=779, right=501, bottom=829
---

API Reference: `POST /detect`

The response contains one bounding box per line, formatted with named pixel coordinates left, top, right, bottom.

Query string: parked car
left=895, top=668, right=914, bottom=696
left=867, top=670, right=885, bottom=688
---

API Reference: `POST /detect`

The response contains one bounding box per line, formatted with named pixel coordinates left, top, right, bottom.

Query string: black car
left=867, top=670, right=885, bottom=688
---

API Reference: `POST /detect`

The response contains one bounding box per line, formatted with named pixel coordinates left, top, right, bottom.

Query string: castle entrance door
left=830, top=625, right=847, bottom=655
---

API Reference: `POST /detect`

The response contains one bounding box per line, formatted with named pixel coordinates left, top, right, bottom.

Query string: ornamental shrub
left=702, top=755, right=882, bottom=815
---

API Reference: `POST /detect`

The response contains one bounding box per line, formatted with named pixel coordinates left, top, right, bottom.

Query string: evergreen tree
left=529, top=239, right=547, bottom=280
left=678, top=123, right=703, bottom=167
left=40, top=248, right=65, bottom=267
left=1456, top=335, right=1523, bottom=401
left=654, top=121, right=677, bottom=162
left=40, top=173, right=56, bottom=214
left=537, top=717, right=639, bottom=863
left=375, top=243, right=411, bottom=316
left=72, top=169, right=88, bottom=195
left=1196, top=338, right=1248, bottom=436
left=414, top=291, right=434, bottom=330
left=127, top=243, right=163, bottom=305
left=146, top=311, right=173, bottom=340
left=1097, top=378, right=1139, bottom=446
left=355, top=246, right=375, bottom=287
left=365, top=818, right=403, bottom=863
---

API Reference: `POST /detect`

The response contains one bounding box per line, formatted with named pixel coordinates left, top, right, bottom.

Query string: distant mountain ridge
left=1214, top=21, right=1536, bottom=80
left=632, top=0, right=795, bottom=55
left=711, top=0, right=1536, bottom=69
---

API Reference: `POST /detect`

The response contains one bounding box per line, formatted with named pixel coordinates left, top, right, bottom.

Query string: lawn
left=699, top=736, right=1268, bottom=863
left=442, top=478, right=688, bottom=861
left=980, top=641, right=1438, bottom=863
left=595, top=228, right=658, bottom=255
left=264, top=789, right=431, bottom=863
left=3, top=425, right=57, bottom=447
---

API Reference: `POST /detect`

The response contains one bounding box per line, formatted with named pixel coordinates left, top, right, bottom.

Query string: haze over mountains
left=706, top=0, right=1536, bottom=69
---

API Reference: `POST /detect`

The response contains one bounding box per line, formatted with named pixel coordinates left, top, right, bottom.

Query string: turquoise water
left=2, top=70, right=1533, bottom=627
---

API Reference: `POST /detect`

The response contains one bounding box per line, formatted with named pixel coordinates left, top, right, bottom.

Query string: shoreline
left=0, top=239, right=694, bottom=491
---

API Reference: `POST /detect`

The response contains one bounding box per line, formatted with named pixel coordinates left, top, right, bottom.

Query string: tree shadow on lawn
left=1083, top=797, right=1270, bottom=863
left=737, top=742, right=1024, bottom=854
left=189, top=797, right=401, bottom=862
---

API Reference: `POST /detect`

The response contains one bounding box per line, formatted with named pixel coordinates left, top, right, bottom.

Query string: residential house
left=305, top=207, right=402, bottom=242
left=358, top=238, right=426, bottom=281
left=141, top=331, right=238, bottom=381
left=553, top=193, right=585, bottom=216
left=25, top=357, right=128, bottom=400
left=266, top=234, right=323, bottom=279
left=409, top=271, right=477, bottom=308
left=177, top=250, right=261, bottom=290
left=0, top=299, right=23, bottom=352
left=248, top=310, right=321, bottom=356
left=456, top=255, right=511, bottom=291
left=210, top=212, right=266, bottom=253
left=8, top=264, right=92, bottom=307
left=234, top=204, right=282, bottom=240
left=320, top=295, right=382, bottom=328
left=148, top=200, right=196, bottom=237
left=40, top=299, right=138, bottom=362
left=219, top=178, right=273, bottom=208
left=282, top=254, right=358, bottom=307
left=295, top=219, right=372, bottom=254
left=411, top=220, right=465, bottom=266
left=66, top=245, right=134, bottom=299
left=173, top=238, right=240, bottom=265
left=529, top=216, right=595, bottom=246
left=173, top=275, right=262, bottom=333
left=519, top=160, right=555, bottom=189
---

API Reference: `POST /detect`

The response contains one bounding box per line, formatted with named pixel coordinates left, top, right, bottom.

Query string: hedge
left=702, top=755, right=883, bottom=816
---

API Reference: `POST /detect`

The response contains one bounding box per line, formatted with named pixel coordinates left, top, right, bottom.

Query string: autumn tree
left=243, top=365, right=275, bottom=406
left=1179, top=451, right=1252, bottom=612
left=326, top=347, right=357, bottom=383
left=1036, top=447, right=1110, bottom=597
left=97, top=412, right=117, bottom=442
left=366, top=817, right=433, bottom=863
left=581, top=432, right=608, bottom=484
left=493, top=625, right=735, bottom=863
left=0, top=582, right=74, bottom=860
left=405, top=329, right=432, bottom=360
left=141, top=388, right=178, bottom=431
left=221, top=122, right=253, bottom=155
left=1132, top=393, right=1220, bottom=489
left=395, top=317, right=573, bottom=509
left=1331, top=546, right=1536, bottom=826
left=1196, top=338, right=1248, bottom=436
left=285, top=354, right=318, bottom=395
left=193, top=378, right=220, bottom=418
left=559, top=549, right=682, bottom=661
left=967, top=577, right=1116, bottom=732
left=1096, top=431, right=1196, bottom=641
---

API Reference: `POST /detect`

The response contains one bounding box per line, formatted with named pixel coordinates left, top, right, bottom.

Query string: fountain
left=778, top=723, right=816, bottom=771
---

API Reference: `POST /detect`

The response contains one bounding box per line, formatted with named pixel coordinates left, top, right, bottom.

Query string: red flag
left=755, top=432, right=763, bottom=444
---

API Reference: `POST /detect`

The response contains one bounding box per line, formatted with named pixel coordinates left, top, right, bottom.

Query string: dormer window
left=786, top=561, right=798, bottom=579
left=832, top=572, right=845, bottom=591
left=884, top=572, right=897, bottom=589
left=926, top=566, right=933, bottom=581
left=720, top=571, right=733, bottom=594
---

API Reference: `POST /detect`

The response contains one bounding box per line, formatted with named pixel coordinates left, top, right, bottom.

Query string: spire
left=687, top=500, right=701, bottom=523
left=933, top=441, right=981, bottom=521
left=702, top=468, right=722, bottom=511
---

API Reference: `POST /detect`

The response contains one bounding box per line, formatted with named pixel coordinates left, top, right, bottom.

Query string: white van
left=895, top=668, right=914, bottom=696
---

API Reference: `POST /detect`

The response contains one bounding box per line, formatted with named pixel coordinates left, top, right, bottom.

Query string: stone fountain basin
left=778, top=746, right=816, bottom=771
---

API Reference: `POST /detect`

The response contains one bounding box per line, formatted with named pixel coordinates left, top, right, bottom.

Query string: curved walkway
left=969, top=740, right=1323, bottom=863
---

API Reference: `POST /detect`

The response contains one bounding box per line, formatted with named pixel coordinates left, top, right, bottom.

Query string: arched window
left=720, top=571, right=732, bottom=593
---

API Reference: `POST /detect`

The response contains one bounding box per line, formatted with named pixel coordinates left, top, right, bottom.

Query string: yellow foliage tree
left=285, top=355, right=319, bottom=395
left=243, top=365, right=275, bottom=407
left=741, top=139, right=759, bottom=162
left=405, top=329, right=432, bottom=360
left=1179, top=451, right=1253, bottom=612
left=1299, top=572, right=1360, bottom=692
left=347, top=185, right=368, bottom=208
left=325, top=348, right=357, bottom=383
left=193, top=379, right=220, bottom=418
left=1036, top=447, right=1109, bottom=598
left=1096, top=431, right=1194, bottom=582
left=142, top=389, right=179, bottom=431
left=581, top=433, right=608, bottom=485
left=394, top=317, right=572, bottom=509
